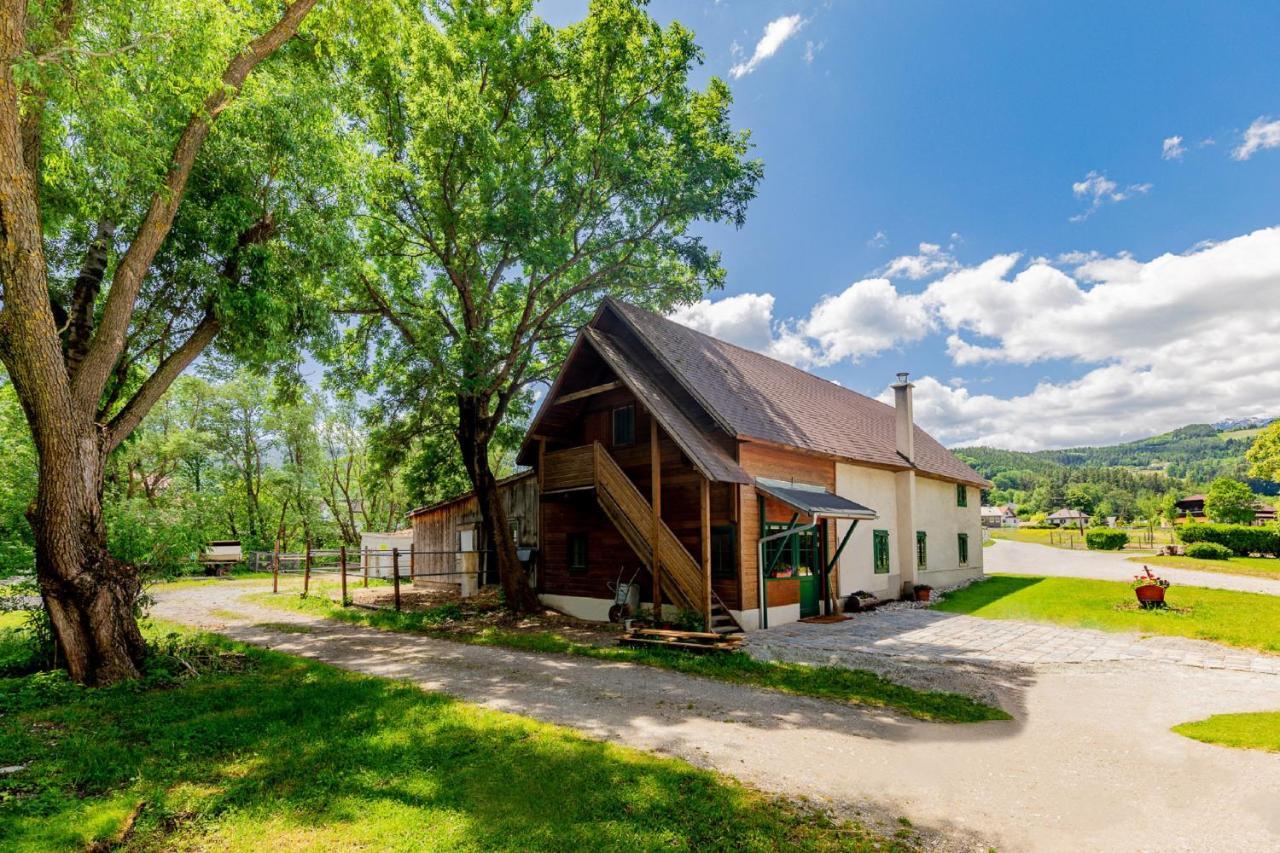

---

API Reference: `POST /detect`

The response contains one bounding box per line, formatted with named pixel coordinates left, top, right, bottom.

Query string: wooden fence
left=263, top=545, right=484, bottom=612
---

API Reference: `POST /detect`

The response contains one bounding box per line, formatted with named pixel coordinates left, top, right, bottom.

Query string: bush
left=1185, top=542, right=1233, bottom=560
left=1176, top=522, right=1280, bottom=556
left=1085, top=528, right=1129, bottom=550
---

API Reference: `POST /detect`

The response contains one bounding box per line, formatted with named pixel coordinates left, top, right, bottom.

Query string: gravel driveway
left=153, top=581, right=1280, bottom=853
left=986, top=538, right=1280, bottom=595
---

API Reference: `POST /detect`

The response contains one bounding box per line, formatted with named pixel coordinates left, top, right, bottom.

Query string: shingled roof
left=600, top=298, right=988, bottom=488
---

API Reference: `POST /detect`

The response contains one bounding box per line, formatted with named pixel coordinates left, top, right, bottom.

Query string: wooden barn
left=407, top=471, right=539, bottom=592
left=410, top=298, right=987, bottom=631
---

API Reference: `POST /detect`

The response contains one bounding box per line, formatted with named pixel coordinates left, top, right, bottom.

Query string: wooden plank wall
left=737, top=442, right=840, bottom=612
left=538, top=386, right=739, bottom=608
left=409, top=475, right=539, bottom=580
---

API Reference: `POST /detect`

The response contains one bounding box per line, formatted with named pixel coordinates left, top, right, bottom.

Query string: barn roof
left=600, top=298, right=988, bottom=488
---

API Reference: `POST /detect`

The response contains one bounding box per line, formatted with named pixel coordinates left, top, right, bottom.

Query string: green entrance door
left=798, top=573, right=819, bottom=618
left=763, top=522, right=821, bottom=618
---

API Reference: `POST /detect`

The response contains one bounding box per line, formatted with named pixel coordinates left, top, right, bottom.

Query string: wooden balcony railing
left=541, top=445, right=595, bottom=492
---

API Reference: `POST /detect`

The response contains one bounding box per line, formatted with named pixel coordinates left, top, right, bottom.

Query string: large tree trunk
left=457, top=395, right=539, bottom=613
left=28, top=423, right=145, bottom=684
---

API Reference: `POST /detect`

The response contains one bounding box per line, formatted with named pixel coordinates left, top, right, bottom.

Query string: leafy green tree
left=0, top=379, right=37, bottom=575
left=1204, top=477, right=1258, bottom=524
left=1247, top=421, right=1280, bottom=485
left=0, top=0, right=341, bottom=683
left=335, top=0, right=761, bottom=611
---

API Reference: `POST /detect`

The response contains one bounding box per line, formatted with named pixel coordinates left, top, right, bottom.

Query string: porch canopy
left=753, top=479, right=878, bottom=520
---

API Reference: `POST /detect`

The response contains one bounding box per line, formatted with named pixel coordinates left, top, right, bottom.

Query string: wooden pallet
left=619, top=627, right=744, bottom=654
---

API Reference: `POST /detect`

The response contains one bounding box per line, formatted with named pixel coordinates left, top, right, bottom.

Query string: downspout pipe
left=756, top=519, right=818, bottom=630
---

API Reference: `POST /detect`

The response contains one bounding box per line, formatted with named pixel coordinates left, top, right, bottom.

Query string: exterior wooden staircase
left=586, top=442, right=742, bottom=634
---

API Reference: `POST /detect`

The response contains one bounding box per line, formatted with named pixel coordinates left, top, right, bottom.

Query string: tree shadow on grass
left=0, top=650, right=932, bottom=851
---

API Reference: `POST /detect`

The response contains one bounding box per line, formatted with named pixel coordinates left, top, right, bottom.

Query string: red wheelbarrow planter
left=1131, top=566, right=1170, bottom=609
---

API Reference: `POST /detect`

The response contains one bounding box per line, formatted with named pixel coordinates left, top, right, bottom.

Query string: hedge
left=1185, top=542, right=1233, bottom=560
left=1176, top=522, right=1280, bottom=556
left=1085, top=528, right=1129, bottom=551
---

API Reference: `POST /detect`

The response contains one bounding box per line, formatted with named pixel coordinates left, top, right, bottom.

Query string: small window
left=916, top=531, right=927, bottom=570
left=958, top=533, right=969, bottom=566
left=873, top=529, right=890, bottom=574
left=611, top=404, right=635, bottom=447
left=567, top=532, right=588, bottom=574
left=711, top=524, right=736, bottom=580
left=956, top=484, right=968, bottom=507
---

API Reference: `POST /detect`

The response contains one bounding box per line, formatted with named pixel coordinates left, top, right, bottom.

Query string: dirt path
left=154, top=582, right=1280, bottom=853
left=986, top=538, right=1280, bottom=595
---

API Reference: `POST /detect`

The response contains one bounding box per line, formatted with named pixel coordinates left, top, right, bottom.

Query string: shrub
left=1185, top=542, right=1233, bottom=560
left=1085, top=528, right=1129, bottom=550
left=1176, top=522, right=1280, bottom=556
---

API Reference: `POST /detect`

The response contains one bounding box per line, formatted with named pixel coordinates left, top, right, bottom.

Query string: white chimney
left=892, top=372, right=914, bottom=463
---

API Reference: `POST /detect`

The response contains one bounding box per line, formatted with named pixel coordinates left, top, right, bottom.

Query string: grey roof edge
left=754, top=479, right=879, bottom=520
left=601, top=298, right=990, bottom=490
left=583, top=328, right=752, bottom=485
left=599, top=297, right=740, bottom=438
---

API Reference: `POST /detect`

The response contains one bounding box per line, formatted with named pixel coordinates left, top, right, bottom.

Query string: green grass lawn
left=1135, top=554, right=1280, bottom=581
left=0, top=627, right=916, bottom=851
left=934, top=575, right=1280, bottom=655
left=1173, top=711, right=1280, bottom=753
left=250, top=588, right=1008, bottom=724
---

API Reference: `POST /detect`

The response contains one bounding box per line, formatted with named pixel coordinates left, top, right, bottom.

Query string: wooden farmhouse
left=409, top=297, right=988, bottom=632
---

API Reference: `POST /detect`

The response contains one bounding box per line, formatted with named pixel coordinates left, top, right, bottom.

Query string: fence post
left=340, top=544, right=348, bottom=606
left=272, top=539, right=280, bottom=594
left=363, top=547, right=369, bottom=587
left=392, top=547, right=402, bottom=612
left=304, top=540, right=312, bottom=596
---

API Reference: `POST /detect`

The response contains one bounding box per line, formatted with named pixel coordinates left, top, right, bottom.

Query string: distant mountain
left=1214, top=415, right=1277, bottom=432
left=957, top=422, right=1278, bottom=499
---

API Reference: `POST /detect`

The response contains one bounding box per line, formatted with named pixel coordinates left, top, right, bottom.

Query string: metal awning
left=754, top=479, right=878, bottom=520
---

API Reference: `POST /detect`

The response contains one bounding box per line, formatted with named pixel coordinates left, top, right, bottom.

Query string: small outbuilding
left=359, top=529, right=413, bottom=579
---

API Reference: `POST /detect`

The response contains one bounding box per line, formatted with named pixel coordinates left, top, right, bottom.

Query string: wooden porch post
left=650, top=416, right=662, bottom=621
left=700, top=475, right=711, bottom=630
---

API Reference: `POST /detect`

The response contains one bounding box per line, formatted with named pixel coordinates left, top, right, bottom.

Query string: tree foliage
left=330, top=0, right=761, bottom=611
left=1203, top=477, right=1258, bottom=525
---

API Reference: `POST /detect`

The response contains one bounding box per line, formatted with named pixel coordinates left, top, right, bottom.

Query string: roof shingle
left=602, top=298, right=988, bottom=488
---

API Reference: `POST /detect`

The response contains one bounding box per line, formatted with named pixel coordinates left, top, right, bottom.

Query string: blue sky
left=541, top=1, right=1280, bottom=450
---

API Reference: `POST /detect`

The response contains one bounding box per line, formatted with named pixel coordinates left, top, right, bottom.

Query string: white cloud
left=1161, top=135, right=1185, bottom=160
left=1233, top=116, right=1280, bottom=160
left=907, top=228, right=1280, bottom=448
left=729, top=14, right=805, bottom=79
left=674, top=227, right=1280, bottom=450
left=881, top=241, right=958, bottom=280
left=802, top=279, right=933, bottom=365
left=867, top=229, right=888, bottom=249
left=803, top=39, right=824, bottom=64
left=1069, top=170, right=1152, bottom=222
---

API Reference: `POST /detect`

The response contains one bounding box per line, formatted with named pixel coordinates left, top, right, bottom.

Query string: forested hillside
left=955, top=422, right=1278, bottom=520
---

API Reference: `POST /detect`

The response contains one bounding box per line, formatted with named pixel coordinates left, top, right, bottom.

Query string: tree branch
left=104, top=310, right=219, bottom=453
left=70, top=0, right=320, bottom=415
left=64, top=218, right=116, bottom=375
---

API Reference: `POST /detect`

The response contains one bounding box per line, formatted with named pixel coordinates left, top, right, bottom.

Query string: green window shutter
left=956, top=484, right=968, bottom=507
left=958, top=533, right=969, bottom=566
left=872, top=530, right=890, bottom=574
left=916, top=531, right=927, bottom=569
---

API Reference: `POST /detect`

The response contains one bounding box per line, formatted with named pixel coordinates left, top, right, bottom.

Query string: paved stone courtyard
left=747, top=608, right=1280, bottom=674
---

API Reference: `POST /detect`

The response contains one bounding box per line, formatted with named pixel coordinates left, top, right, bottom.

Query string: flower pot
left=1135, top=585, right=1166, bottom=607
left=914, top=588, right=932, bottom=603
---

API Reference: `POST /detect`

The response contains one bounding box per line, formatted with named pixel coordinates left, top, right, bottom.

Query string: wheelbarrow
left=607, top=567, right=641, bottom=622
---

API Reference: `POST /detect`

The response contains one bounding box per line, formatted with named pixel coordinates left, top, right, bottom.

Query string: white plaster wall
left=914, top=477, right=984, bottom=582
left=834, top=464, right=900, bottom=600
